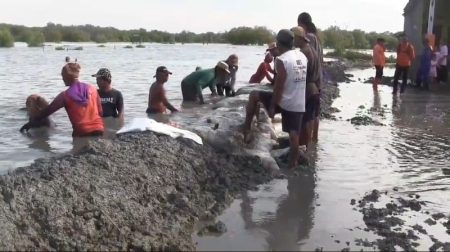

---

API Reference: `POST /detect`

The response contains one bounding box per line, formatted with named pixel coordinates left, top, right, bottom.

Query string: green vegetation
left=0, top=28, right=14, bottom=47
left=55, top=46, right=65, bottom=50
left=124, top=45, right=133, bottom=49
left=0, top=22, right=401, bottom=49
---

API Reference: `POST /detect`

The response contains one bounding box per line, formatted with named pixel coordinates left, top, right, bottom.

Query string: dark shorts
left=303, top=94, right=321, bottom=123
left=375, top=65, right=384, bottom=79
left=181, top=81, right=197, bottom=101
left=258, top=91, right=304, bottom=133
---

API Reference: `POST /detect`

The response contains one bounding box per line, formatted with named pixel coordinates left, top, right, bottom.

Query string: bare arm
left=161, top=90, right=178, bottom=112
left=271, top=59, right=286, bottom=108
left=117, top=91, right=124, bottom=119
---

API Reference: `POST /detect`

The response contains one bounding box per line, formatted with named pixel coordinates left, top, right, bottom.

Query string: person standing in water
left=392, top=34, right=415, bottom=94
left=20, top=63, right=104, bottom=137
left=92, top=68, right=124, bottom=119
left=372, top=38, right=386, bottom=91
left=181, top=61, right=230, bottom=104
left=146, top=66, right=178, bottom=114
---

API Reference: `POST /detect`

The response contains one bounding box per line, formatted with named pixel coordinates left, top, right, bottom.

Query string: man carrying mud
left=146, top=66, right=178, bottom=114
left=292, top=26, right=321, bottom=148
left=181, top=61, right=230, bottom=104
left=241, top=29, right=307, bottom=169
left=92, top=68, right=124, bottom=119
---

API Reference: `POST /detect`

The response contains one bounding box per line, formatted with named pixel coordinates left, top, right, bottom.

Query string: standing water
left=194, top=68, right=450, bottom=251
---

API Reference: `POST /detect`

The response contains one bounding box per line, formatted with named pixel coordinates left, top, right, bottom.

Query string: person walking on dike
left=146, top=66, right=179, bottom=114
left=437, top=38, right=448, bottom=83
left=298, top=12, right=323, bottom=143
left=392, top=34, right=415, bottom=95
left=241, top=29, right=307, bottom=169
left=416, top=37, right=433, bottom=90
left=92, top=68, right=124, bottom=119
left=292, top=26, right=321, bottom=149
left=249, top=53, right=274, bottom=84
left=372, top=38, right=386, bottom=91
left=217, top=54, right=239, bottom=97
left=20, top=63, right=104, bottom=137
left=181, top=61, right=230, bottom=104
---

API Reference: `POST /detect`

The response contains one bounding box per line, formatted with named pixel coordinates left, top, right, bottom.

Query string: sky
left=0, top=0, right=409, bottom=33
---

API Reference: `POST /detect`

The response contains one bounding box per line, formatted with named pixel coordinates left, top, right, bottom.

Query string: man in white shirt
left=437, top=39, right=448, bottom=83
left=241, top=29, right=308, bottom=169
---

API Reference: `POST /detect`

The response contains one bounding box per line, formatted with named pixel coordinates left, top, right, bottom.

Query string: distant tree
left=26, top=30, right=45, bottom=47
left=226, top=26, right=274, bottom=45
left=351, top=29, right=369, bottom=49
left=0, top=28, right=14, bottom=47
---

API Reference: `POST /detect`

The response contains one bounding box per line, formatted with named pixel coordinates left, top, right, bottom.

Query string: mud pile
left=0, top=132, right=276, bottom=250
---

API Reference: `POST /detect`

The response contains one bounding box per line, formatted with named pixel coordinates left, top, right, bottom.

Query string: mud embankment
left=0, top=133, right=276, bottom=250
left=0, top=61, right=345, bottom=250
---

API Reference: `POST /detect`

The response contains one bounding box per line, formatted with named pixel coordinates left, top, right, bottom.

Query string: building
left=403, top=0, right=449, bottom=79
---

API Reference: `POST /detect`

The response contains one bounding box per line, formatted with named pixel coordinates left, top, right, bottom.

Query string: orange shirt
left=373, top=44, right=386, bottom=67
left=396, top=42, right=415, bottom=67
left=64, top=85, right=104, bottom=136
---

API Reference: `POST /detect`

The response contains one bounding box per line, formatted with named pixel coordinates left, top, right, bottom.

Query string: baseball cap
left=216, top=61, right=230, bottom=73
left=276, top=29, right=294, bottom=48
left=154, top=66, right=172, bottom=77
left=91, top=68, right=111, bottom=79
left=291, top=26, right=310, bottom=43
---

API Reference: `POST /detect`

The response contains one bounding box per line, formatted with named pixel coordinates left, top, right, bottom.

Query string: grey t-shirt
left=300, top=45, right=321, bottom=97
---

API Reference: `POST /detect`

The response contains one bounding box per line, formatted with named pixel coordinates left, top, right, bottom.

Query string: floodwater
left=0, top=43, right=269, bottom=171
left=194, top=68, right=450, bottom=251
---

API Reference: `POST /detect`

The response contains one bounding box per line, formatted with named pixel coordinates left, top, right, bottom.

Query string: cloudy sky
left=0, top=0, right=408, bottom=33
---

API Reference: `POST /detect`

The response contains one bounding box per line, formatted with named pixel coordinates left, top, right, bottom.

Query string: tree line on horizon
left=0, top=22, right=401, bottom=51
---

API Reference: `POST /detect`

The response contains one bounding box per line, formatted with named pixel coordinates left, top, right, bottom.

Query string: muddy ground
left=0, top=61, right=344, bottom=251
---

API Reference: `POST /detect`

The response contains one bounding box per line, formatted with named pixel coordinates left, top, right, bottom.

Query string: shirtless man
left=146, top=66, right=178, bottom=114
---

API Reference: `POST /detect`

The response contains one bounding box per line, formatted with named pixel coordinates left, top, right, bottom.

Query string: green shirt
left=183, top=68, right=217, bottom=91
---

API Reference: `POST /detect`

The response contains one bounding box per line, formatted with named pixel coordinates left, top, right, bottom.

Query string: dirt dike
left=0, top=132, right=277, bottom=251
left=0, top=61, right=345, bottom=251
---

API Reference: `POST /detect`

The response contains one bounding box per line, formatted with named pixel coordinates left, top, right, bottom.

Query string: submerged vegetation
left=0, top=22, right=400, bottom=49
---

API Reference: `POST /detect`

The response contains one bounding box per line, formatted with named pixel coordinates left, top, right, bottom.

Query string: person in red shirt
left=146, top=66, right=178, bottom=114
left=20, top=63, right=104, bottom=137
left=372, top=38, right=386, bottom=91
left=249, top=53, right=274, bottom=84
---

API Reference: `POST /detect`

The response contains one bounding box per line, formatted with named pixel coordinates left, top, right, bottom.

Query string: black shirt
left=98, top=88, right=123, bottom=118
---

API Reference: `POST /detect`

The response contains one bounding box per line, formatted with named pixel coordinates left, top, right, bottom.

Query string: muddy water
left=194, top=68, right=450, bottom=251
left=0, top=43, right=272, bottom=172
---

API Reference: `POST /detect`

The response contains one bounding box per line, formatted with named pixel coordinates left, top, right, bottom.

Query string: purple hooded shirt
left=66, top=81, right=90, bottom=106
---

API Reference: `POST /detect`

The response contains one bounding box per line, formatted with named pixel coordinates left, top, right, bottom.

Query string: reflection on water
left=195, top=68, right=450, bottom=251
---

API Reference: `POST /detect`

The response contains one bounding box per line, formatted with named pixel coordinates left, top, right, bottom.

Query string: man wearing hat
left=292, top=26, right=321, bottom=148
left=181, top=61, right=230, bottom=104
left=242, top=29, right=308, bottom=169
left=92, top=68, right=124, bottom=119
left=147, top=66, right=178, bottom=114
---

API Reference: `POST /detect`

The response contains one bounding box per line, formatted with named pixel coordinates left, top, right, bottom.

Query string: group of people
left=372, top=34, right=448, bottom=94
left=20, top=12, right=325, bottom=170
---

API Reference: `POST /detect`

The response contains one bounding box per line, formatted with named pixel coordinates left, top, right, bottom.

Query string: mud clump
left=349, top=115, right=384, bottom=126
left=197, top=221, right=227, bottom=236
left=0, top=132, right=275, bottom=250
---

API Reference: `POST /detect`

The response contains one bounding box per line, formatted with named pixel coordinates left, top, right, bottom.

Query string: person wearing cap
left=249, top=53, right=274, bottom=84
left=292, top=26, right=321, bottom=148
left=181, top=61, right=230, bottom=104
left=242, top=29, right=307, bottom=169
left=92, top=68, right=124, bottom=119
left=392, top=34, right=415, bottom=94
left=146, top=66, right=178, bottom=114
left=217, top=54, right=239, bottom=97
left=20, top=63, right=104, bottom=137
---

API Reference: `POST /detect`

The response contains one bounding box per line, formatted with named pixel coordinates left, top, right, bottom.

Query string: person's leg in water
left=312, top=94, right=320, bottom=142
left=289, top=130, right=300, bottom=169
left=400, top=67, right=409, bottom=93
left=392, top=65, right=401, bottom=94
left=281, top=110, right=303, bottom=169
